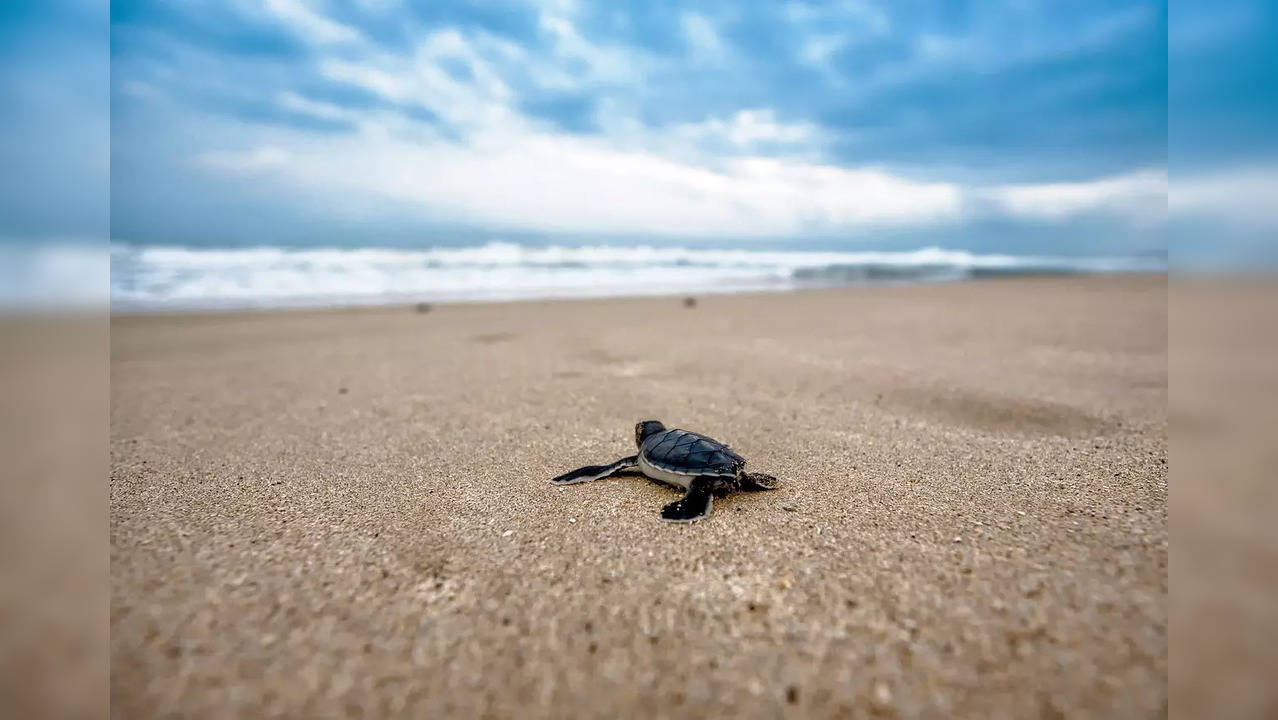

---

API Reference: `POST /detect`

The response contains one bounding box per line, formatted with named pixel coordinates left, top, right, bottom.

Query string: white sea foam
left=108, top=242, right=1164, bottom=311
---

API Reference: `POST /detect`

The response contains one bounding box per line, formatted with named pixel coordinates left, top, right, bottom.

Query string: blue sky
left=1, top=1, right=107, bottom=241
left=52, top=2, right=1177, bottom=252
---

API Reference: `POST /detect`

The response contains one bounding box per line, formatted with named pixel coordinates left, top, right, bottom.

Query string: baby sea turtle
left=550, top=420, right=779, bottom=522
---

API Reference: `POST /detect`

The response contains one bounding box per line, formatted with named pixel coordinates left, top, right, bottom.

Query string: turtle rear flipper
left=660, top=476, right=715, bottom=522
left=550, top=455, right=637, bottom=485
left=740, top=472, right=780, bottom=491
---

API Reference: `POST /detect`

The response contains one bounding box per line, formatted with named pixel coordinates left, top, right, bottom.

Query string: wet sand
left=110, top=276, right=1167, bottom=717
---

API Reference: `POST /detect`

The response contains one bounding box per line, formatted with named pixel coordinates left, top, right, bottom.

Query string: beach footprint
left=885, top=386, right=1111, bottom=437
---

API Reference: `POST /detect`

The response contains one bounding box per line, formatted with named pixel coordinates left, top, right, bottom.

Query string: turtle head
left=635, top=420, right=665, bottom=448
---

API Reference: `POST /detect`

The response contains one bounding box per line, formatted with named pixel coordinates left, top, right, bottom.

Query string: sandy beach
left=110, top=276, right=1167, bottom=717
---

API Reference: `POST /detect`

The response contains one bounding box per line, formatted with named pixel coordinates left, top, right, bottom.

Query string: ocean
left=108, top=242, right=1164, bottom=312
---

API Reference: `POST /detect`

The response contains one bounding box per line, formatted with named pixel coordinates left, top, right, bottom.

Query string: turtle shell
left=640, top=429, right=745, bottom=476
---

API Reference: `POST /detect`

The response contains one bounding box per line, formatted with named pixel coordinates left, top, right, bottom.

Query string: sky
left=16, top=1, right=1180, bottom=254
left=1, top=1, right=108, bottom=243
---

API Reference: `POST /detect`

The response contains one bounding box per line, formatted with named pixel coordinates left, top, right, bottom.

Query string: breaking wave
left=110, top=242, right=1164, bottom=311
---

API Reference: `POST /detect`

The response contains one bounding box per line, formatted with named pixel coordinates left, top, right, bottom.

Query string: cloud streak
left=988, top=170, right=1167, bottom=224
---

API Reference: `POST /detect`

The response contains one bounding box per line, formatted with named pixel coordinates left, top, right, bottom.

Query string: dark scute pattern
left=642, top=429, right=744, bottom=473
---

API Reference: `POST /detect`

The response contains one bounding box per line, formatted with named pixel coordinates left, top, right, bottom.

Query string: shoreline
left=109, top=270, right=1167, bottom=317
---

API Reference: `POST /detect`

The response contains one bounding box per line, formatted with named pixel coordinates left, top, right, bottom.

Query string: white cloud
left=196, top=146, right=291, bottom=173
left=988, top=170, right=1167, bottom=223
left=319, top=30, right=517, bottom=134
left=190, top=18, right=956, bottom=237
left=537, top=12, right=641, bottom=85
left=277, top=91, right=351, bottom=123
left=319, top=60, right=409, bottom=101
left=800, top=34, right=847, bottom=68
left=199, top=126, right=963, bottom=238
left=789, top=2, right=889, bottom=77
left=263, top=0, right=362, bottom=45
left=187, top=15, right=1165, bottom=240
left=669, top=109, right=819, bottom=154
left=681, top=13, right=728, bottom=64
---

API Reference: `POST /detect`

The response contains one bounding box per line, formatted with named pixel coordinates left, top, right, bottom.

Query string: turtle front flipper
left=660, top=476, right=716, bottom=522
left=740, top=472, right=780, bottom=491
left=549, top=455, right=638, bottom=485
